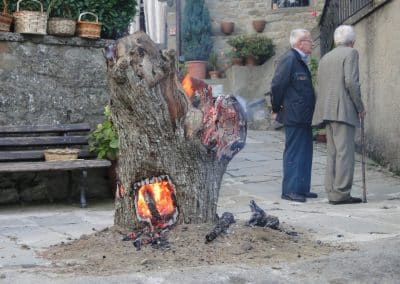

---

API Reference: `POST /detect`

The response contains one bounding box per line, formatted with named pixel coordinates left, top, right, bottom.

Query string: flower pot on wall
left=245, top=55, right=258, bottom=66
left=252, top=19, right=266, bottom=33
left=220, top=21, right=234, bottom=35
left=209, top=70, right=220, bottom=79
left=232, top=57, right=243, bottom=66
left=185, top=60, right=207, bottom=79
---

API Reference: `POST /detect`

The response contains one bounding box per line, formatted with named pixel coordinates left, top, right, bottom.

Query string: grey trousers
left=325, top=121, right=356, bottom=202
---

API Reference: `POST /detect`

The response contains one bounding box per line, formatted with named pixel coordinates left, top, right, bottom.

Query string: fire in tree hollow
left=106, top=32, right=247, bottom=229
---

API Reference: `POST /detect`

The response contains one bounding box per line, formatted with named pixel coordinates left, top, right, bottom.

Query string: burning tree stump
left=106, top=32, right=246, bottom=229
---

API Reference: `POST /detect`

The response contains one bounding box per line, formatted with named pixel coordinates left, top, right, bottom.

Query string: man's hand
left=271, top=112, right=278, bottom=121
left=359, top=110, right=366, bottom=120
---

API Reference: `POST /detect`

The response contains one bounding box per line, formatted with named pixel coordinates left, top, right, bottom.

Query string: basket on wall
left=13, top=0, right=47, bottom=35
left=76, top=12, right=101, bottom=39
left=47, top=17, right=76, bottom=36
left=0, top=0, right=13, bottom=32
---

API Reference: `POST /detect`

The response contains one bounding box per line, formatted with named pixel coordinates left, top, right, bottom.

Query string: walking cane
left=361, top=116, right=367, bottom=203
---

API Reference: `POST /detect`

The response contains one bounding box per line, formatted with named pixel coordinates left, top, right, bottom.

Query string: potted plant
left=182, top=0, right=212, bottom=79
left=208, top=51, right=220, bottom=79
left=229, top=34, right=275, bottom=66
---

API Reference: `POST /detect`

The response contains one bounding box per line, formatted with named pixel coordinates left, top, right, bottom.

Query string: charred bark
left=107, top=32, right=245, bottom=228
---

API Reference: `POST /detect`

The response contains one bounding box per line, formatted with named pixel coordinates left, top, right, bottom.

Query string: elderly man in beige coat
left=313, top=25, right=366, bottom=205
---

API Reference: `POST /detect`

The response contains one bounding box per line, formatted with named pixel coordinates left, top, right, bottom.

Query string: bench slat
left=0, top=136, right=89, bottom=147
left=0, top=159, right=111, bottom=172
left=0, top=123, right=91, bottom=135
left=0, top=150, right=95, bottom=162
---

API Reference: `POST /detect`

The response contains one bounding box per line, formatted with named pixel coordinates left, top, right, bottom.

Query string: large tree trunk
left=107, top=32, right=245, bottom=229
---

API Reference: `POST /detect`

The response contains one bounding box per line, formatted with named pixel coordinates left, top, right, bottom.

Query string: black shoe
left=281, top=193, right=306, bottom=203
left=303, top=192, right=318, bottom=198
left=329, top=196, right=362, bottom=205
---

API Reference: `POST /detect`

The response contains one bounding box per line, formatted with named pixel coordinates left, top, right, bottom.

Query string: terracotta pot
left=252, top=19, right=266, bottom=33
left=231, top=57, right=243, bottom=66
left=185, top=60, right=207, bottom=79
left=209, top=70, right=220, bottom=79
left=315, top=134, right=327, bottom=143
left=245, top=55, right=258, bottom=66
left=220, top=21, right=234, bottom=35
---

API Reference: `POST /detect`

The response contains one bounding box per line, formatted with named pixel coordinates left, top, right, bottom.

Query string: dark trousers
left=282, top=126, right=313, bottom=195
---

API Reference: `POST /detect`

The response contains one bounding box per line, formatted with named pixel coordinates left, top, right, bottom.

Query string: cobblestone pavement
left=1, top=130, right=399, bottom=283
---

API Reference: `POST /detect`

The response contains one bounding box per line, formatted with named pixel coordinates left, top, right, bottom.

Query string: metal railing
left=320, top=0, right=373, bottom=55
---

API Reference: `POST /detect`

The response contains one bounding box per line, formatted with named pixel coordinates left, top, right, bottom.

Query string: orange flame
left=137, top=181, right=176, bottom=219
left=182, top=74, right=195, bottom=97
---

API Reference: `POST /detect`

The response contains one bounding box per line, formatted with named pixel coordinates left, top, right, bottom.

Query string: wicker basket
left=48, top=17, right=76, bottom=36
left=76, top=12, right=101, bottom=39
left=13, top=0, right=47, bottom=35
left=0, top=0, right=13, bottom=32
left=44, top=148, right=79, bottom=161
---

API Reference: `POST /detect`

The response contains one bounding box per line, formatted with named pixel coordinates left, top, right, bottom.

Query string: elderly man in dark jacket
left=271, top=29, right=316, bottom=202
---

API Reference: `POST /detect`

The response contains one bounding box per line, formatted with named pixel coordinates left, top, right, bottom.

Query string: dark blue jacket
left=271, top=49, right=315, bottom=127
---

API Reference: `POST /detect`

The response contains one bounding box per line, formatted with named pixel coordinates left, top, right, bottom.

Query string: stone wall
left=350, top=0, right=400, bottom=173
left=0, top=33, right=115, bottom=204
left=169, top=0, right=324, bottom=102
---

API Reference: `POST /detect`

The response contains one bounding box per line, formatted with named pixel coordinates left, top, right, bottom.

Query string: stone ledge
left=0, top=32, right=115, bottom=48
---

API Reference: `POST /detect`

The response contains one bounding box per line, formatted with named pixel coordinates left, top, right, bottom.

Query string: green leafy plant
left=89, top=105, right=119, bottom=161
left=309, top=56, right=319, bottom=87
left=208, top=51, right=218, bottom=71
left=227, top=34, right=275, bottom=64
left=47, top=0, right=79, bottom=18
left=8, top=0, right=138, bottom=39
left=181, top=0, right=212, bottom=61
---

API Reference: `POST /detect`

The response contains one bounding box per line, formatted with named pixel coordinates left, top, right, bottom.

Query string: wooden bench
left=0, top=123, right=111, bottom=207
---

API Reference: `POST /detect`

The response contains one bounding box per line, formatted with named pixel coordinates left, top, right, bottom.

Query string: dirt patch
left=38, top=221, right=346, bottom=276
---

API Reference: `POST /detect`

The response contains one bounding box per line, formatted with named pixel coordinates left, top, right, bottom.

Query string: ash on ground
left=38, top=221, right=350, bottom=276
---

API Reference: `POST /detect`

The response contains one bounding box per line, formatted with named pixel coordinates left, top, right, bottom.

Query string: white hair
left=334, top=25, right=356, bottom=46
left=289, top=29, right=310, bottom=48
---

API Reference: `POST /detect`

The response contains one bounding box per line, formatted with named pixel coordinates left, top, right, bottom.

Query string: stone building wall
left=0, top=33, right=115, bottom=204
left=350, top=0, right=400, bottom=173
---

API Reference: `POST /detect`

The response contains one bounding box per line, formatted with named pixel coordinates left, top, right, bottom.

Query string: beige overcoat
left=312, top=45, right=364, bottom=127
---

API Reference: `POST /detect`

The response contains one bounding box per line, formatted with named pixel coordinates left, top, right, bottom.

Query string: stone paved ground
left=1, top=130, right=399, bottom=283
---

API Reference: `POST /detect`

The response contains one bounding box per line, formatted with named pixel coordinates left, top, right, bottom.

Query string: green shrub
left=227, top=34, right=275, bottom=63
left=181, top=0, right=212, bottom=61
left=7, top=0, right=137, bottom=39
left=89, top=106, right=119, bottom=161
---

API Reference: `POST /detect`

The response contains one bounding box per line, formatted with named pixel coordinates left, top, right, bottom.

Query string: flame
left=182, top=74, right=195, bottom=97
left=137, top=181, right=176, bottom=219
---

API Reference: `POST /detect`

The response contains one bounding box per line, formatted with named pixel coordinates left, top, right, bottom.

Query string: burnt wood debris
left=246, top=200, right=280, bottom=229
left=106, top=31, right=247, bottom=229
left=205, top=212, right=236, bottom=243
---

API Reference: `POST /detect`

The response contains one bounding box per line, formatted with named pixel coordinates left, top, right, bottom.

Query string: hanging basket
left=76, top=12, right=101, bottom=39
left=13, top=0, right=47, bottom=35
left=0, top=0, right=13, bottom=32
left=47, top=17, right=76, bottom=36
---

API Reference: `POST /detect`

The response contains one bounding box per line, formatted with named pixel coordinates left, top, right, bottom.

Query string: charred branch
left=246, top=200, right=279, bottom=229
left=205, top=212, right=235, bottom=243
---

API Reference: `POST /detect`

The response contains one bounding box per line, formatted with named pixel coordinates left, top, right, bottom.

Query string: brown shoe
left=329, top=196, right=362, bottom=205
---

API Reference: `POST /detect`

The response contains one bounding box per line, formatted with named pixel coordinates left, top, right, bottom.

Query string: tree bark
left=107, top=32, right=243, bottom=229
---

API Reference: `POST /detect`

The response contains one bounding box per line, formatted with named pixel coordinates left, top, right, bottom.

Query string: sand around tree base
left=38, top=221, right=354, bottom=276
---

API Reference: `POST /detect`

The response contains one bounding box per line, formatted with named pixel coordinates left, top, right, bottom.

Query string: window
left=272, top=0, right=310, bottom=8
